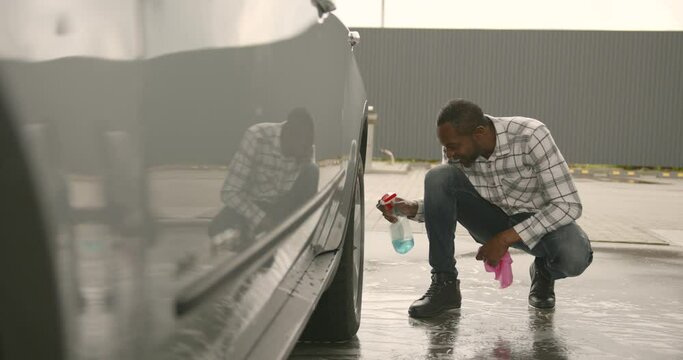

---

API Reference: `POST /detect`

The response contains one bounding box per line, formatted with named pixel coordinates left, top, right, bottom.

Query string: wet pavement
left=290, top=166, right=683, bottom=359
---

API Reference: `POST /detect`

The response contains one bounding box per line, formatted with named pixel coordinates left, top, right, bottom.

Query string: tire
left=300, top=165, right=364, bottom=341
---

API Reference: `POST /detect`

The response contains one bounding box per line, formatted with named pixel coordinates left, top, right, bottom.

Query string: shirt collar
left=488, top=115, right=510, bottom=157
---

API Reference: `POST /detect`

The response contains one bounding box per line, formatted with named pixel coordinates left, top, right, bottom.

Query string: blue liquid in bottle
left=392, top=237, right=414, bottom=254
left=389, top=217, right=414, bottom=254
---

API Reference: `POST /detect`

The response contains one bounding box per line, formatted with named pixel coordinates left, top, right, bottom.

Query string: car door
left=0, top=0, right=367, bottom=359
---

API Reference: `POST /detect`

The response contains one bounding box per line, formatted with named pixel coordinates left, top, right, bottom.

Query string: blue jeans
left=424, top=164, right=593, bottom=281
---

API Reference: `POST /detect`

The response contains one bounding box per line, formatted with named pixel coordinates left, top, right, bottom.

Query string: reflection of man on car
left=209, top=108, right=319, bottom=244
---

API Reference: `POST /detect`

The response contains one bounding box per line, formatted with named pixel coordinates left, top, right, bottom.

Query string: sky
left=333, top=0, right=683, bottom=31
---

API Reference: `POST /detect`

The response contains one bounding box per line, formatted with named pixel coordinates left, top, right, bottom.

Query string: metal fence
left=352, top=28, right=683, bottom=167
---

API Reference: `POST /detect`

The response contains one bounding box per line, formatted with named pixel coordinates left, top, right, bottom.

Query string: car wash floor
left=290, top=166, right=683, bottom=359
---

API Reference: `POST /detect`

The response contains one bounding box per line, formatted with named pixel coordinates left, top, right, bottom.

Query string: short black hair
left=436, top=99, right=486, bottom=135
left=283, top=107, right=314, bottom=143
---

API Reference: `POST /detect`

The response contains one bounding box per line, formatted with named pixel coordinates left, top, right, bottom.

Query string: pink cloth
left=484, top=251, right=513, bottom=288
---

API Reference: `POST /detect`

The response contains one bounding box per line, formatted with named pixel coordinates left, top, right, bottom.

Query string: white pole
left=366, top=106, right=377, bottom=170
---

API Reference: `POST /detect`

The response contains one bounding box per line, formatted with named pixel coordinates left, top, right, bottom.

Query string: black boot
left=409, top=273, right=461, bottom=318
left=529, top=258, right=555, bottom=309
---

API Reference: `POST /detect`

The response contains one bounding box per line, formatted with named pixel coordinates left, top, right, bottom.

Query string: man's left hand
left=476, top=228, right=522, bottom=266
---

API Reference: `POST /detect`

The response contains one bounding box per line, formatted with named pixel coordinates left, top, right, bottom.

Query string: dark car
left=0, top=1, right=367, bottom=359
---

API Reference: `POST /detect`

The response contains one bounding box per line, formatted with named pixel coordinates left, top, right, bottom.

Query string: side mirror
left=348, top=31, right=360, bottom=48
left=311, top=0, right=336, bottom=18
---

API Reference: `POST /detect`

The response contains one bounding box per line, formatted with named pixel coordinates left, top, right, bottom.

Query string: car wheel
left=300, top=164, right=364, bottom=341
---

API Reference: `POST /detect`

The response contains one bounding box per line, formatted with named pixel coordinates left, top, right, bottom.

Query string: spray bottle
left=379, top=193, right=414, bottom=254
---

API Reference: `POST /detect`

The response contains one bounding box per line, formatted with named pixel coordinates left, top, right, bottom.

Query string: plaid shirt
left=413, top=116, right=582, bottom=249
left=221, top=122, right=311, bottom=230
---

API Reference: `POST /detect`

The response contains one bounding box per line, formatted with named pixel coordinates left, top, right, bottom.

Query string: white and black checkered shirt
left=414, top=116, right=582, bottom=249
left=220, top=122, right=310, bottom=229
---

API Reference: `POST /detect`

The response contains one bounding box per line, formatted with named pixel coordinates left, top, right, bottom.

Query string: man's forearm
left=512, top=202, right=581, bottom=248
left=500, top=228, right=522, bottom=246
left=222, top=190, right=266, bottom=230
left=407, top=199, right=425, bottom=222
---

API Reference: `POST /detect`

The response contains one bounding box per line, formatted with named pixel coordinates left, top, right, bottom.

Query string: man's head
left=436, top=99, right=494, bottom=167
left=281, top=108, right=314, bottom=159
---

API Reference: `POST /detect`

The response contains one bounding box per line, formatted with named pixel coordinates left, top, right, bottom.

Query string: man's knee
left=425, top=164, right=467, bottom=190
left=298, top=162, right=319, bottom=189
left=287, top=162, right=319, bottom=204
left=556, top=248, right=593, bottom=278
left=301, top=162, right=319, bottom=179
left=546, top=224, right=593, bottom=278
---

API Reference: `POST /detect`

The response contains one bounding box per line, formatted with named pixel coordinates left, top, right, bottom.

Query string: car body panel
left=0, top=1, right=366, bottom=359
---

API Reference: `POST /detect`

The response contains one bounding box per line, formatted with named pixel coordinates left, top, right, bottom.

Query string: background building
left=335, top=0, right=683, bottom=166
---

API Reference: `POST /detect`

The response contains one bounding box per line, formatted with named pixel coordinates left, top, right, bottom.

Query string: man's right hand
left=376, top=196, right=418, bottom=223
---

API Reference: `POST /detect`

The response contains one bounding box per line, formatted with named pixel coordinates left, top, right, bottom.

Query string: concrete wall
left=353, top=28, right=683, bottom=167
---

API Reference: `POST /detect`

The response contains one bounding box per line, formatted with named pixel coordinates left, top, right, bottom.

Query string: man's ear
left=472, top=125, right=487, bottom=138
